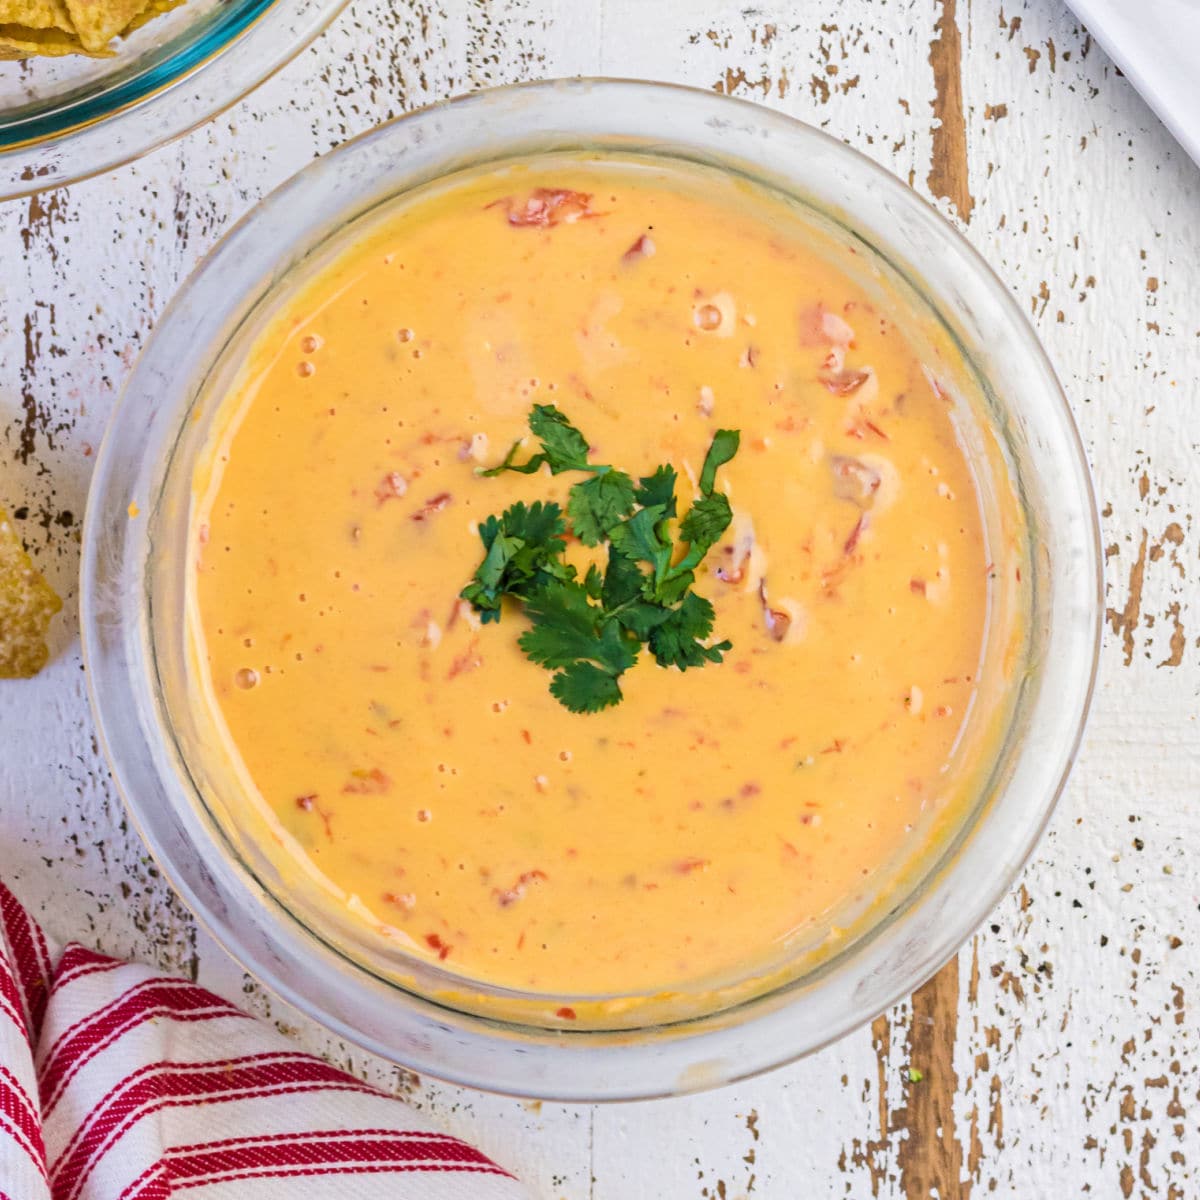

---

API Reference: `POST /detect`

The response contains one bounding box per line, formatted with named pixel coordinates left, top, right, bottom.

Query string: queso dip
left=188, top=156, right=1018, bottom=999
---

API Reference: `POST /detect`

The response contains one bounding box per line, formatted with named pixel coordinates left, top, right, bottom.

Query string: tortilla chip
left=0, top=0, right=73, bottom=31
left=63, top=0, right=149, bottom=50
left=0, top=506, right=62, bottom=679
left=124, top=0, right=182, bottom=34
left=0, top=23, right=95, bottom=55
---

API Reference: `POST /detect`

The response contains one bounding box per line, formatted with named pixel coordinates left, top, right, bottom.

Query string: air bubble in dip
left=397, top=328, right=414, bottom=343
left=297, top=361, right=315, bottom=378
left=695, top=303, right=722, bottom=331
left=234, top=668, right=259, bottom=690
left=300, top=334, right=322, bottom=354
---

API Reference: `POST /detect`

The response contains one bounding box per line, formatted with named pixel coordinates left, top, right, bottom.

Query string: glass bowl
left=0, top=0, right=347, bottom=199
left=81, top=79, right=1102, bottom=1102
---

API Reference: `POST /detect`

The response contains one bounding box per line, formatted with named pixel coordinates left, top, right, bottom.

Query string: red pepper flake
left=910, top=578, right=927, bottom=596
left=374, top=471, right=408, bottom=506
left=622, top=233, right=656, bottom=262
left=716, top=543, right=751, bottom=584
left=491, top=188, right=599, bottom=228
left=843, top=513, right=868, bottom=557
left=820, top=738, right=846, bottom=755
left=494, top=869, right=549, bottom=908
left=296, top=795, right=334, bottom=839
left=781, top=839, right=800, bottom=858
left=675, top=857, right=711, bottom=874
left=927, top=373, right=951, bottom=403
left=382, top=891, right=415, bottom=912
left=521, top=729, right=532, bottom=745
left=424, top=933, right=452, bottom=960
left=846, top=418, right=890, bottom=443
left=411, top=492, right=452, bottom=522
left=446, top=637, right=483, bottom=680
left=342, top=768, right=392, bottom=795
left=740, top=782, right=762, bottom=799
left=758, top=580, right=791, bottom=642
left=556, top=1006, right=577, bottom=1020
left=821, top=368, right=872, bottom=396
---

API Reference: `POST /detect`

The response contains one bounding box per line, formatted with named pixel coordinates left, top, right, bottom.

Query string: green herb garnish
left=461, top=405, right=740, bottom=713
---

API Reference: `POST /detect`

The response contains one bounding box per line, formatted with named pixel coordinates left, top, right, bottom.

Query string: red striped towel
left=0, top=884, right=529, bottom=1199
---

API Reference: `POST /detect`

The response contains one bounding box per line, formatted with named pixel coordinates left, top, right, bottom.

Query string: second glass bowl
left=0, top=0, right=348, bottom=198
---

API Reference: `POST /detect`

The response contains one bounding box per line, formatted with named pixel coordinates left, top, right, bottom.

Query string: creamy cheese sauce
left=189, top=157, right=1012, bottom=997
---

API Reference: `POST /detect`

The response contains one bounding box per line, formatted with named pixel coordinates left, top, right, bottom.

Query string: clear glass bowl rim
left=0, top=0, right=349, bottom=201
left=81, top=77, right=1103, bottom=1102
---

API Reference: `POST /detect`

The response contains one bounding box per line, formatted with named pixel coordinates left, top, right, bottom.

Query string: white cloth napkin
left=1063, top=0, right=1200, bottom=167
left=0, top=883, right=531, bottom=1199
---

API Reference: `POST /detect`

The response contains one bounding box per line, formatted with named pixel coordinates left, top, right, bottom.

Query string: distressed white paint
left=2, top=2, right=1199, bottom=1196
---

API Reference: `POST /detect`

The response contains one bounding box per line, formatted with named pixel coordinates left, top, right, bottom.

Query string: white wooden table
left=2, top=2, right=1197, bottom=1195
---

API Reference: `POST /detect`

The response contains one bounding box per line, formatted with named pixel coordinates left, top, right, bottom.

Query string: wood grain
left=927, top=0, right=974, bottom=221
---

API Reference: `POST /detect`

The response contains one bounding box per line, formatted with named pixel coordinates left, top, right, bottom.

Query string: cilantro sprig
left=461, top=405, right=740, bottom=713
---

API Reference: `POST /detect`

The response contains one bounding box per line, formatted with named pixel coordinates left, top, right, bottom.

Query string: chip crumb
left=0, top=506, right=62, bottom=679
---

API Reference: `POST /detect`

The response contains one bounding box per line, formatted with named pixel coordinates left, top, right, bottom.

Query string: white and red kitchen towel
left=0, top=883, right=530, bottom=1199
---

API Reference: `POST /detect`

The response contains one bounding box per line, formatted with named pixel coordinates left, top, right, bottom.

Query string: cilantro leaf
left=550, top=661, right=624, bottom=713
left=528, top=404, right=592, bottom=473
left=480, top=404, right=592, bottom=476
left=478, top=438, right=545, bottom=477
left=584, top=563, right=604, bottom=599
left=648, top=592, right=732, bottom=670
left=653, top=571, right=694, bottom=607
left=615, top=602, right=674, bottom=638
left=463, top=406, right=742, bottom=712
left=520, top=581, right=637, bottom=675
left=678, top=492, right=733, bottom=555
left=608, top=505, right=670, bottom=572
left=698, top=429, right=740, bottom=496
left=601, top=546, right=645, bottom=610
left=634, top=465, right=678, bottom=517
left=502, top=498, right=569, bottom=549
left=567, top=469, right=635, bottom=545
left=459, top=500, right=571, bottom=621
left=519, top=580, right=639, bottom=712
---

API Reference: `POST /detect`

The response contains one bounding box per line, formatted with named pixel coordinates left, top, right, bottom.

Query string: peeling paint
left=927, top=0, right=974, bottom=221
